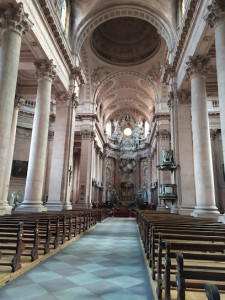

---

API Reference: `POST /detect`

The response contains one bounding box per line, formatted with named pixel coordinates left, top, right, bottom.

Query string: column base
left=45, top=202, right=63, bottom=211
left=75, top=201, right=89, bottom=208
left=217, top=214, right=225, bottom=224
left=16, top=203, right=47, bottom=212
left=178, top=206, right=196, bottom=215
left=191, top=205, right=220, bottom=218
left=0, top=204, right=12, bottom=215
left=63, top=203, right=72, bottom=210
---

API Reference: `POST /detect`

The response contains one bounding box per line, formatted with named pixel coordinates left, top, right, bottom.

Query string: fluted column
left=2, top=97, right=25, bottom=210
left=206, top=1, right=225, bottom=178
left=19, top=59, right=56, bottom=212
left=186, top=55, right=219, bottom=216
left=45, top=92, right=70, bottom=211
left=0, top=3, right=32, bottom=215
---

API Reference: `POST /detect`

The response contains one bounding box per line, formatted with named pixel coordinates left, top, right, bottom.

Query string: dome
left=91, top=17, right=161, bottom=66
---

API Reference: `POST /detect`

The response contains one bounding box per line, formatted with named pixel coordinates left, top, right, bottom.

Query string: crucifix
left=68, top=165, right=72, bottom=186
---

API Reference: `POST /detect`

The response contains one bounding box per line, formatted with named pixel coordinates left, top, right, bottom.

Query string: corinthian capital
left=34, top=59, right=57, bottom=82
left=55, top=91, right=70, bottom=107
left=176, top=90, right=191, bottom=104
left=0, top=2, right=33, bottom=37
left=205, top=0, right=225, bottom=28
left=14, top=95, right=25, bottom=109
left=186, top=55, right=210, bottom=79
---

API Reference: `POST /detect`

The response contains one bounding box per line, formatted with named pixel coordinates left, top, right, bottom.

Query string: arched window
left=60, top=0, right=67, bottom=31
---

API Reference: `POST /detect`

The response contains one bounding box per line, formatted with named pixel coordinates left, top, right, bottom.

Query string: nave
left=0, top=218, right=154, bottom=300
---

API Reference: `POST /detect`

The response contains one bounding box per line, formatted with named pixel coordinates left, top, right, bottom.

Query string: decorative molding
left=0, top=2, right=33, bottom=37
left=34, top=59, right=57, bottom=82
left=186, top=55, right=210, bottom=79
left=76, top=113, right=98, bottom=121
left=170, top=0, right=199, bottom=67
left=205, top=0, right=225, bottom=28
left=18, top=111, right=34, bottom=124
left=38, top=0, right=74, bottom=71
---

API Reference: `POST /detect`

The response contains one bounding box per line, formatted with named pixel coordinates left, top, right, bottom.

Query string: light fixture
left=124, top=127, right=132, bottom=136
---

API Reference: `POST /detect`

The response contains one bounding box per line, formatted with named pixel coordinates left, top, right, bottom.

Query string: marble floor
left=0, top=218, right=155, bottom=300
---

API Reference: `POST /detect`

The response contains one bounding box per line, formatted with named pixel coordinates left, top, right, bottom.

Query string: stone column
left=2, top=97, right=25, bottom=209
left=186, top=55, right=219, bottom=216
left=0, top=3, right=32, bottom=215
left=77, top=130, right=95, bottom=207
left=102, top=154, right=106, bottom=203
left=206, top=1, right=225, bottom=177
left=45, top=92, right=70, bottom=211
left=176, top=90, right=196, bottom=214
left=64, top=95, right=79, bottom=209
left=19, top=59, right=56, bottom=212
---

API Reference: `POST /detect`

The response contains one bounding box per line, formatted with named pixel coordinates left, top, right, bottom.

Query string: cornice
left=38, top=0, right=74, bottom=72
left=76, top=113, right=99, bottom=121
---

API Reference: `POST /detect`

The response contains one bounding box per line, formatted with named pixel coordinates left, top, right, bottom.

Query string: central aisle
left=1, top=218, right=155, bottom=300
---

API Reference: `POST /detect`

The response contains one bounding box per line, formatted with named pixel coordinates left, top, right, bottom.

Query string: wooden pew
left=175, top=253, right=225, bottom=300
left=0, top=222, right=25, bottom=272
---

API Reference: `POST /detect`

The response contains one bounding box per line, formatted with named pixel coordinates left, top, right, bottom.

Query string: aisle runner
left=0, top=218, right=155, bottom=300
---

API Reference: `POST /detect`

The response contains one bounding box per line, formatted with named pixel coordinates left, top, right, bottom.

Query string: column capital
left=186, top=55, right=210, bottom=79
left=157, top=129, right=171, bottom=140
left=55, top=91, right=70, bottom=107
left=72, top=92, right=79, bottom=109
left=81, top=129, right=95, bottom=140
left=71, top=67, right=87, bottom=86
left=48, top=130, right=54, bottom=141
left=14, top=95, right=25, bottom=109
left=0, top=2, right=33, bottom=37
left=205, top=0, right=225, bottom=28
left=176, top=90, right=191, bottom=104
left=167, top=92, right=174, bottom=108
left=34, top=59, right=57, bottom=82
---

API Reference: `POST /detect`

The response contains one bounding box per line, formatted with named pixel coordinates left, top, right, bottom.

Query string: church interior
left=0, top=0, right=225, bottom=299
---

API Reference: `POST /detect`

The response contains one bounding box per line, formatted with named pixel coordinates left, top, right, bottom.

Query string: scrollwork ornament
left=205, top=0, right=225, bottom=28
left=186, top=55, right=210, bottom=79
left=0, top=2, right=33, bottom=37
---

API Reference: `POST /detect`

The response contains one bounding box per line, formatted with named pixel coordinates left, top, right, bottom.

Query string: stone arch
left=94, top=71, right=159, bottom=105
left=73, top=4, right=175, bottom=54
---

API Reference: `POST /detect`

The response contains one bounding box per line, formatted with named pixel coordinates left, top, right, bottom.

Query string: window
left=177, top=0, right=187, bottom=30
left=61, top=0, right=67, bottom=31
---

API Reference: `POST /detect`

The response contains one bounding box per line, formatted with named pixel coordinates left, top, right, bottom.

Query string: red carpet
left=109, top=211, right=136, bottom=218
